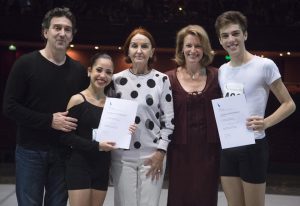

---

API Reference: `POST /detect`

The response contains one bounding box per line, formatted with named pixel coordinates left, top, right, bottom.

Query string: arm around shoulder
left=51, top=94, right=84, bottom=132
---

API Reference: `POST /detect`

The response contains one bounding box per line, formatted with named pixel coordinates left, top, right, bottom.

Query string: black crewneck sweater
left=3, top=51, right=89, bottom=150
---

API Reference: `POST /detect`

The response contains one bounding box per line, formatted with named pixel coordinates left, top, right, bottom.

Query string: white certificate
left=211, top=94, right=255, bottom=149
left=95, top=97, right=138, bottom=149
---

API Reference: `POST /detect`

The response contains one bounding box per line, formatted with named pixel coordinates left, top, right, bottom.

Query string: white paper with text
left=212, top=94, right=255, bottom=149
left=96, top=97, right=138, bottom=149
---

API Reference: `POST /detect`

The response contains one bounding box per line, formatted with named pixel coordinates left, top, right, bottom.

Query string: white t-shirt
left=218, top=56, right=281, bottom=139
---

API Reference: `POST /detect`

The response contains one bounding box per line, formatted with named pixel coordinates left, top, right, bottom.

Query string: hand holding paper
left=95, top=97, right=138, bottom=149
left=211, top=94, right=255, bottom=149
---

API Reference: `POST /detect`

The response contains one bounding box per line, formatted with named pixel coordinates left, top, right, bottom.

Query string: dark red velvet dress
left=166, top=67, right=221, bottom=206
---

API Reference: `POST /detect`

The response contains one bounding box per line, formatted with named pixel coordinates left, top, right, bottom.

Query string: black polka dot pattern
left=147, top=79, right=156, bottom=88
left=131, top=91, right=138, bottom=98
left=120, top=77, right=128, bottom=85
left=134, top=141, right=141, bottom=149
left=165, top=94, right=172, bottom=102
left=116, top=92, right=122, bottom=98
left=155, top=112, right=160, bottom=119
left=160, top=121, right=166, bottom=128
left=146, top=95, right=154, bottom=106
left=145, top=119, right=154, bottom=130
left=113, top=70, right=174, bottom=152
left=115, top=77, right=128, bottom=86
left=163, top=76, right=168, bottom=82
left=135, top=116, right=141, bottom=124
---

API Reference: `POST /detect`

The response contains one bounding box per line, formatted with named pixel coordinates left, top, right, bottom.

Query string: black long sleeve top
left=3, top=51, right=89, bottom=150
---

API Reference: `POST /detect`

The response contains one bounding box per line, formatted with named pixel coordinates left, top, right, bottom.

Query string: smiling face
left=182, top=34, right=203, bottom=65
left=128, top=33, right=154, bottom=66
left=88, top=58, right=114, bottom=89
left=219, top=23, right=247, bottom=57
left=43, top=16, right=73, bottom=51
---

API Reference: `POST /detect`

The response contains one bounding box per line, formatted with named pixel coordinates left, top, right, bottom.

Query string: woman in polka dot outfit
left=166, top=25, right=222, bottom=206
left=110, top=28, right=174, bottom=206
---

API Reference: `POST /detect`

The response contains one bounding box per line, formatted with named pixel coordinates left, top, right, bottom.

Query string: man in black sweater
left=3, top=7, right=88, bottom=206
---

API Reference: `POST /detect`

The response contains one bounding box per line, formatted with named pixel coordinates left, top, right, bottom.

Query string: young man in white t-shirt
left=215, top=11, right=296, bottom=206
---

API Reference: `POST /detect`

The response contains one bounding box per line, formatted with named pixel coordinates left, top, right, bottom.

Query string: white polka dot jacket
left=112, top=69, right=175, bottom=158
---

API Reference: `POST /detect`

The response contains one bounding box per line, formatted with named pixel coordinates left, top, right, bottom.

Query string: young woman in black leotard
left=61, top=53, right=136, bottom=206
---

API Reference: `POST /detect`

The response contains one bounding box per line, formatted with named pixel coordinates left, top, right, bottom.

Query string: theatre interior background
left=0, top=0, right=300, bottom=194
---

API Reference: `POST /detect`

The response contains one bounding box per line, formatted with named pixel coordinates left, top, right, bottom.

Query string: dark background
left=0, top=0, right=300, bottom=177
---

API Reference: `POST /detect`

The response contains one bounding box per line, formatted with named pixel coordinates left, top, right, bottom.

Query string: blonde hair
left=175, top=25, right=213, bottom=67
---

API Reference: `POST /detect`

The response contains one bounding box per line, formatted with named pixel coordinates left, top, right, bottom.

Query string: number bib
left=224, top=82, right=244, bottom=97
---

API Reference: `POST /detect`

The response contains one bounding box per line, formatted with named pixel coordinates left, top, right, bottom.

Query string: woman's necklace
left=187, top=68, right=206, bottom=80
left=129, top=67, right=151, bottom=76
left=86, top=89, right=106, bottom=107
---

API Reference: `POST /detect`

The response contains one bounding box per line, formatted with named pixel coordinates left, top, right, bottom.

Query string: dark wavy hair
left=215, top=10, right=248, bottom=38
left=41, top=7, right=77, bottom=40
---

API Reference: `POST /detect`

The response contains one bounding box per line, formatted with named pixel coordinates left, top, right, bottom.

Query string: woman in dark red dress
left=166, top=25, right=221, bottom=206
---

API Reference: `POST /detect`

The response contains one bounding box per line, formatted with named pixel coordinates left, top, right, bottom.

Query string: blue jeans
left=15, top=145, right=68, bottom=206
